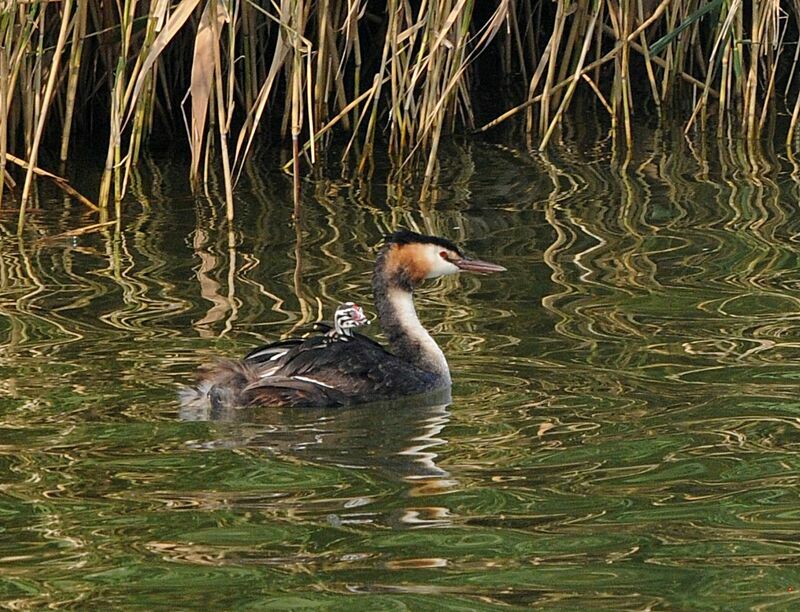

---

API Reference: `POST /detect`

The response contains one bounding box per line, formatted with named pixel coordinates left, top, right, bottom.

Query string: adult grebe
left=185, top=231, right=505, bottom=409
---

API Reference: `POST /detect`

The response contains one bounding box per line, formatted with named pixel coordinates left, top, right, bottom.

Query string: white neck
left=379, top=288, right=451, bottom=382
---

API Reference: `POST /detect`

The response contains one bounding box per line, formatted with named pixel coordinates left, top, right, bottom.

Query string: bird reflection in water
left=179, top=389, right=458, bottom=527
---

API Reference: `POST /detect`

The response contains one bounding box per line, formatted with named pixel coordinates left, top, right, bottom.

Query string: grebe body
left=185, top=231, right=504, bottom=409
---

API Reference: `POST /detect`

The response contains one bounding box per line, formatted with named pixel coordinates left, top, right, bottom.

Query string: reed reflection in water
left=1, top=133, right=800, bottom=608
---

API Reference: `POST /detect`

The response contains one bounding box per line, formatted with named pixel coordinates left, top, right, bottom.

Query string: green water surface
left=1, top=132, right=800, bottom=609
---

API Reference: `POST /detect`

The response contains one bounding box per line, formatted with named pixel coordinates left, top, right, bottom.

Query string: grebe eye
left=439, top=250, right=449, bottom=260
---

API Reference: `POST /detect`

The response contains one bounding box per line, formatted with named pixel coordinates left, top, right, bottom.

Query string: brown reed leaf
left=189, top=0, right=229, bottom=184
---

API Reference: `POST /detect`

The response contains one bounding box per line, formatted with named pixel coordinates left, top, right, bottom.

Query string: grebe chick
left=242, top=302, right=369, bottom=366
left=327, top=301, right=370, bottom=339
left=185, top=230, right=505, bottom=409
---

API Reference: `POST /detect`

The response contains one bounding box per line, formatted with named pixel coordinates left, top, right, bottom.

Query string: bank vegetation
left=2, top=0, right=799, bottom=228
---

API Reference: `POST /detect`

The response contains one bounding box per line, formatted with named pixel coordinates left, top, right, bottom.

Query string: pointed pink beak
left=453, top=257, right=506, bottom=274
left=355, top=309, right=370, bottom=325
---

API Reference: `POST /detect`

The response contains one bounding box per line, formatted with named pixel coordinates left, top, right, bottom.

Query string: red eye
left=440, top=250, right=449, bottom=259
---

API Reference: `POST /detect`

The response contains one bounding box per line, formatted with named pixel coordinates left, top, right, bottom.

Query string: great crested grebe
left=185, top=231, right=505, bottom=409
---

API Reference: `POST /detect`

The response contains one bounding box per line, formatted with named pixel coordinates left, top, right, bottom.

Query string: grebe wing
left=244, top=337, right=305, bottom=363
left=194, top=346, right=352, bottom=409
left=243, top=319, right=346, bottom=364
left=246, top=333, right=438, bottom=405
left=202, top=334, right=437, bottom=408
left=243, top=375, right=350, bottom=407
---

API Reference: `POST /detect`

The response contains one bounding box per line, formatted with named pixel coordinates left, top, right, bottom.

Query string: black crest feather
left=384, top=230, right=463, bottom=256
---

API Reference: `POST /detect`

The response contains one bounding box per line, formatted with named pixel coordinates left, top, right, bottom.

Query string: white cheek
left=426, top=256, right=460, bottom=278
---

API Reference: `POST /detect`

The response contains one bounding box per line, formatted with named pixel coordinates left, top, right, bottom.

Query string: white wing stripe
left=294, top=375, right=333, bottom=389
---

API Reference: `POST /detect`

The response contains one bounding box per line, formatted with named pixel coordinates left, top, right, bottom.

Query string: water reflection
left=181, top=392, right=456, bottom=497
left=3, top=134, right=800, bottom=608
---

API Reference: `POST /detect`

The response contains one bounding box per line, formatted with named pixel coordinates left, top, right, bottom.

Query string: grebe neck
left=372, top=263, right=450, bottom=382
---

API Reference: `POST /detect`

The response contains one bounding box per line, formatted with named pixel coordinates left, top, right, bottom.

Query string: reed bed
left=2, top=0, right=800, bottom=227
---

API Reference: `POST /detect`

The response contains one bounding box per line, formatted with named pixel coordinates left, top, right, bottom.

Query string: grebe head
left=380, top=230, right=506, bottom=289
left=333, top=302, right=370, bottom=336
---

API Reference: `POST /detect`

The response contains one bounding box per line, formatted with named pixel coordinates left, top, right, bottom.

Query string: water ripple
left=2, top=140, right=800, bottom=608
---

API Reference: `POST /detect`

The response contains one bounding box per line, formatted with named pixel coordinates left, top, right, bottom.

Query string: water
left=2, top=132, right=800, bottom=609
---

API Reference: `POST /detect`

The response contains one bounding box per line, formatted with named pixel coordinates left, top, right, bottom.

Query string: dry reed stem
left=60, top=0, right=88, bottom=161
left=636, top=0, right=661, bottom=110
left=0, top=49, right=7, bottom=208
left=684, top=0, right=741, bottom=135
left=480, top=15, right=720, bottom=135
left=540, top=3, right=601, bottom=149
left=19, top=0, right=74, bottom=230
left=208, top=0, right=234, bottom=220
left=232, top=0, right=290, bottom=184
left=6, top=153, right=100, bottom=211
left=47, top=221, right=117, bottom=239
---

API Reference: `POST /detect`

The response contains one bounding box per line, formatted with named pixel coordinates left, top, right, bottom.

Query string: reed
left=2, top=0, right=800, bottom=225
